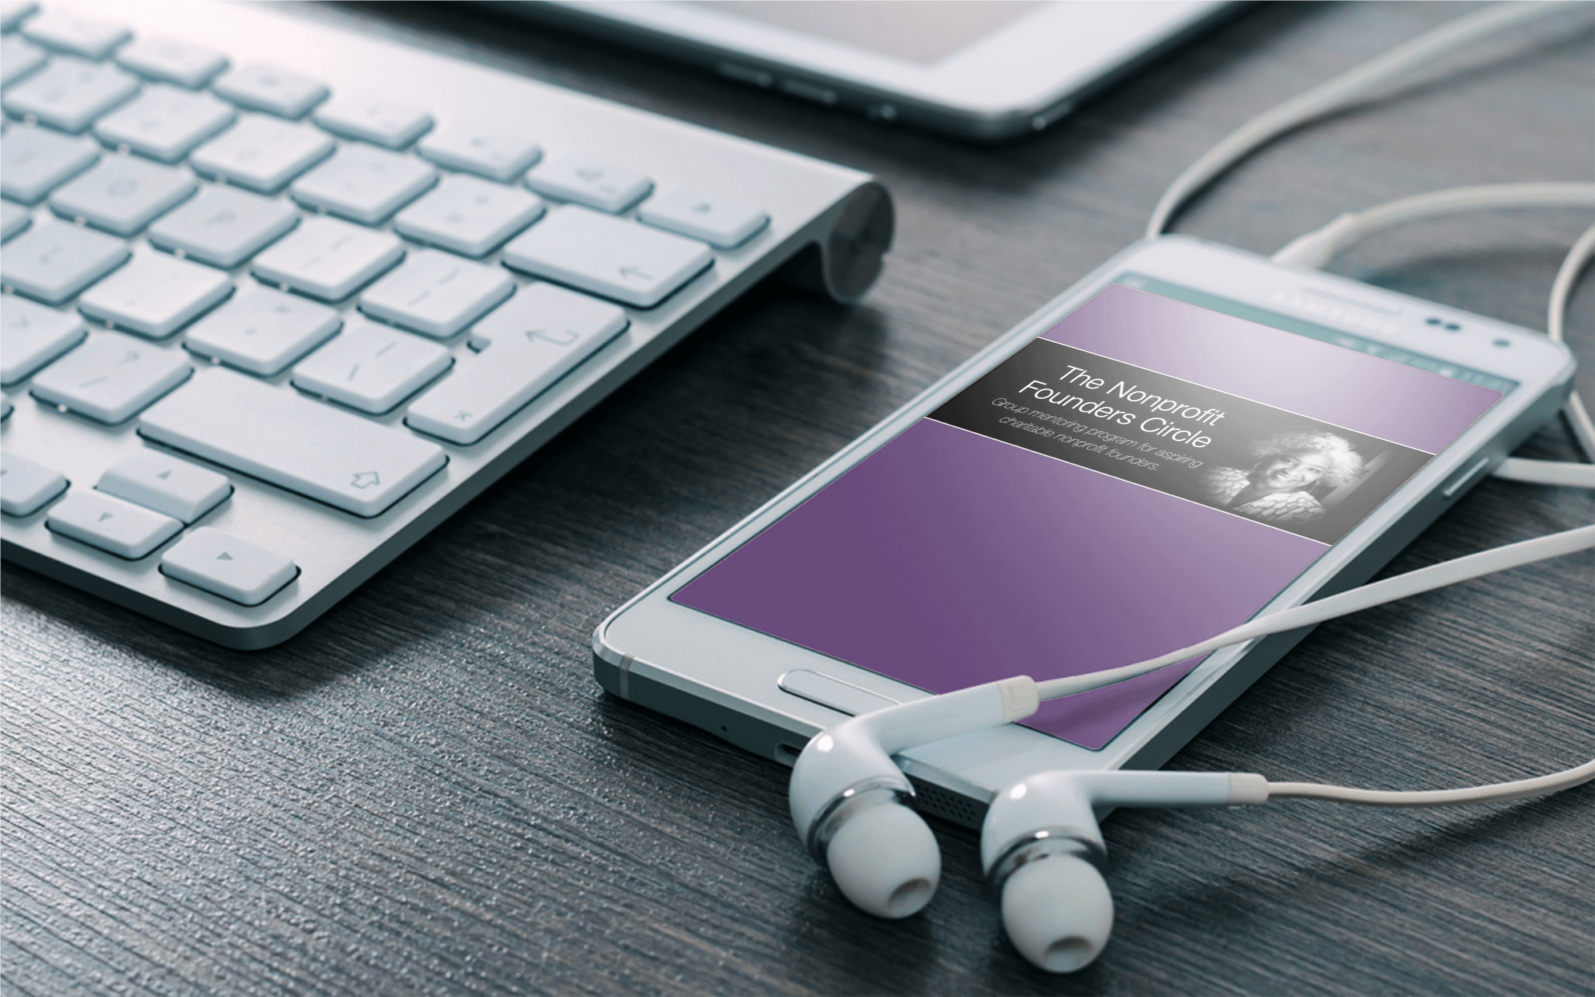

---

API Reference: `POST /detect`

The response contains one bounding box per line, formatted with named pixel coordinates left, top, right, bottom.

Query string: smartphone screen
left=671, top=279, right=1515, bottom=749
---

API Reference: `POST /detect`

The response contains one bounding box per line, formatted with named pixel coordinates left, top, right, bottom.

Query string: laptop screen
left=683, top=0, right=1047, bottom=65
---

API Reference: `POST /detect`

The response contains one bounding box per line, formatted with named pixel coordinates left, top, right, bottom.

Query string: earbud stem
left=1077, top=770, right=1269, bottom=808
left=790, top=677, right=1040, bottom=845
left=871, top=676, right=1040, bottom=755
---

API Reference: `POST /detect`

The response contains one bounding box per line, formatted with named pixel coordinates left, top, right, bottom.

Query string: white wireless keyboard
left=0, top=0, right=892, bottom=648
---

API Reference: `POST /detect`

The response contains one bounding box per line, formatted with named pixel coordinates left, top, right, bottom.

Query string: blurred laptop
left=493, top=1, right=1239, bottom=141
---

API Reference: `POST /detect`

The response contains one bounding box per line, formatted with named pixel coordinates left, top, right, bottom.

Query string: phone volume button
left=1441, top=456, right=1492, bottom=499
left=778, top=79, right=839, bottom=106
left=715, top=62, right=774, bottom=88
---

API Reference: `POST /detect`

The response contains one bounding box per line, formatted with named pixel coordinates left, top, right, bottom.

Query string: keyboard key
left=524, top=154, right=651, bottom=213
left=1, top=219, right=129, bottom=304
left=188, top=114, right=334, bottom=193
left=639, top=188, right=769, bottom=249
left=114, top=36, right=227, bottom=89
left=1, top=450, right=67, bottom=516
left=416, top=123, right=541, bottom=182
left=160, top=527, right=296, bottom=605
left=289, top=143, right=437, bottom=224
left=393, top=174, right=544, bottom=257
left=409, top=283, right=627, bottom=445
left=358, top=248, right=514, bottom=339
left=0, top=3, right=37, bottom=34
left=291, top=318, right=451, bottom=414
left=251, top=217, right=403, bottom=301
left=139, top=368, right=448, bottom=518
left=2, top=294, right=85, bottom=385
left=19, top=10, right=128, bottom=59
left=1, top=200, right=31, bottom=241
left=77, top=253, right=231, bottom=339
left=1, top=34, right=46, bottom=88
left=31, top=330, right=190, bottom=423
left=48, top=155, right=197, bottom=236
left=312, top=94, right=431, bottom=149
left=466, top=280, right=627, bottom=350
left=183, top=286, right=340, bottom=376
left=46, top=488, right=180, bottom=558
left=2, top=57, right=139, bottom=133
left=146, top=186, right=297, bottom=268
left=211, top=63, right=327, bottom=119
left=501, top=206, right=712, bottom=308
left=0, top=125, right=99, bottom=203
left=92, top=84, right=235, bottom=162
left=98, top=450, right=230, bottom=523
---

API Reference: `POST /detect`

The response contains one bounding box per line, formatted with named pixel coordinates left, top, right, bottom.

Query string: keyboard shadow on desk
left=1, top=559, right=444, bottom=700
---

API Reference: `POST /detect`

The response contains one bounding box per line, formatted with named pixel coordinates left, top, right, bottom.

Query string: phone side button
left=1441, top=456, right=1492, bottom=499
left=778, top=669, right=899, bottom=717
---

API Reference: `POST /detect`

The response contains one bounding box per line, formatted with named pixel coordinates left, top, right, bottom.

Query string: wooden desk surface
left=4, top=3, right=1591, bottom=994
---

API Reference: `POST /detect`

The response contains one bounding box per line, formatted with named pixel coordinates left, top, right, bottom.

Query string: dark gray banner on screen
left=928, top=339, right=1432, bottom=545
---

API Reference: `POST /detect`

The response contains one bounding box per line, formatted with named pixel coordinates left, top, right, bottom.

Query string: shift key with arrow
left=501, top=204, right=712, bottom=308
left=410, top=282, right=629, bottom=445
left=140, top=368, right=447, bottom=517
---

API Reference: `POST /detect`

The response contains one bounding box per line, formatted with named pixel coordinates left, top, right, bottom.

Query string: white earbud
left=981, top=769, right=1268, bottom=972
left=787, top=669, right=1592, bottom=972
left=788, top=677, right=1040, bottom=918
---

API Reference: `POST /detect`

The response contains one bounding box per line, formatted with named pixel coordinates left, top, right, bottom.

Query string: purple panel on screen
left=674, top=419, right=1325, bottom=748
left=1043, top=285, right=1499, bottom=454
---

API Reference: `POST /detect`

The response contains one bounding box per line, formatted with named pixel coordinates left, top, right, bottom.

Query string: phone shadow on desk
left=1104, top=795, right=1588, bottom=961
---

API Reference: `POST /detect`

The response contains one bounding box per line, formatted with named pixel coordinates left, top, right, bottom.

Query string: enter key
left=406, top=282, right=628, bottom=445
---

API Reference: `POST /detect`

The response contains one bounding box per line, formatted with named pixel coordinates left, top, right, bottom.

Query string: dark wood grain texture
left=4, top=3, right=1592, bottom=995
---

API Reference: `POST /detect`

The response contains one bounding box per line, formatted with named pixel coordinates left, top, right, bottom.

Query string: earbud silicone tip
left=1001, top=856, right=1114, bottom=973
left=824, top=803, right=941, bottom=918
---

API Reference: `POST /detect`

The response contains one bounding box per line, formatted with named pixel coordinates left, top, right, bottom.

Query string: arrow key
left=98, top=451, right=231, bottom=523
left=46, top=488, right=181, bottom=558
left=161, top=526, right=298, bottom=606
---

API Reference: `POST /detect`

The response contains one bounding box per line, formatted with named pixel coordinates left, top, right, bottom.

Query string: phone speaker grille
left=909, top=777, right=989, bottom=830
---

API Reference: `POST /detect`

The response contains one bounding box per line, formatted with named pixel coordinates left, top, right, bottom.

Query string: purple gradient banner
left=673, top=285, right=1502, bottom=748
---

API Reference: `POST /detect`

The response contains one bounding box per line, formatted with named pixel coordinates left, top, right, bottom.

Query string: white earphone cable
left=1266, top=757, right=1595, bottom=807
left=1271, top=190, right=1595, bottom=479
left=1544, top=223, right=1595, bottom=461
left=1051, top=26, right=1595, bottom=819
left=1034, top=523, right=1595, bottom=701
left=1144, top=2, right=1578, bottom=239
left=1270, top=182, right=1595, bottom=270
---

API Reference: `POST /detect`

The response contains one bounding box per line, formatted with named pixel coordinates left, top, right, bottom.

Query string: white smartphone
left=498, top=1, right=1237, bottom=141
left=592, top=237, right=1575, bottom=828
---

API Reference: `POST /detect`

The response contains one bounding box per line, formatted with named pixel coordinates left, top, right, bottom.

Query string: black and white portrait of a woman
left=1201, top=431, right=1367, bottom=526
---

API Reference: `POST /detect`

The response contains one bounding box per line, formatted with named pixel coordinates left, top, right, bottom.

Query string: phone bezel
left=595, top=236, right=1575, bottom=807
